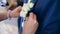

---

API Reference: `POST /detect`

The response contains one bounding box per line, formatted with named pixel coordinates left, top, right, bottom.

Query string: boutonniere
left=20, top=0, right=35, bottom=17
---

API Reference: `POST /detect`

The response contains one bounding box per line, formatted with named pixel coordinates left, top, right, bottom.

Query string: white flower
left=20, top=0, right=34, bottom=17
left=29, top=3, right=34, bottom=8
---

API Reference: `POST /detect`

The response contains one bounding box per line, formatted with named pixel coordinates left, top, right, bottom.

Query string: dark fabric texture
left=33, top=0, right=60, bottom=34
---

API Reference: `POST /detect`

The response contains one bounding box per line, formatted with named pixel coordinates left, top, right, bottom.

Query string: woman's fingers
left=29, top=12, right=37, bottom=22
left=9, top=6, right=22, bottom=18
left=34, top=14, right=37, bottom=20
left=12, top=6, right=22, bottom=12
left=29, top=12, right=34, bottom=20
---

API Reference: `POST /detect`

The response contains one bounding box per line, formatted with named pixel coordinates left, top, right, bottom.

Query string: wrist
left=0, top=12, right=8, bottom=21
left=7, top=10, right=11, bottom=19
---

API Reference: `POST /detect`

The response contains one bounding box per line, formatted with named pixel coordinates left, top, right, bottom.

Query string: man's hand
left=7, top=0, right=17, bottom=10
left=9, top=6, right=22, bottom=18
left=23, top=12, right=39, bottom=34
left=8, top=2, right=18, bottom=10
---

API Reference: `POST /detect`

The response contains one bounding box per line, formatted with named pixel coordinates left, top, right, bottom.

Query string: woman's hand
left=0, top=6, right=22, bottom=21
left=23, top=12, right=39, bottom=34
left=9, top=6, right=22, bottom=18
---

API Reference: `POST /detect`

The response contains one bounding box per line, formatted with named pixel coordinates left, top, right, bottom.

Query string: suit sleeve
left=41, top=0, right=60, bottom=34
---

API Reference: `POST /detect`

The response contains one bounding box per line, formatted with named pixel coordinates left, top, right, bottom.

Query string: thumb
left=29, top=12, right=34, bottom=19
left=12, top=6, right=22, bottom=12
